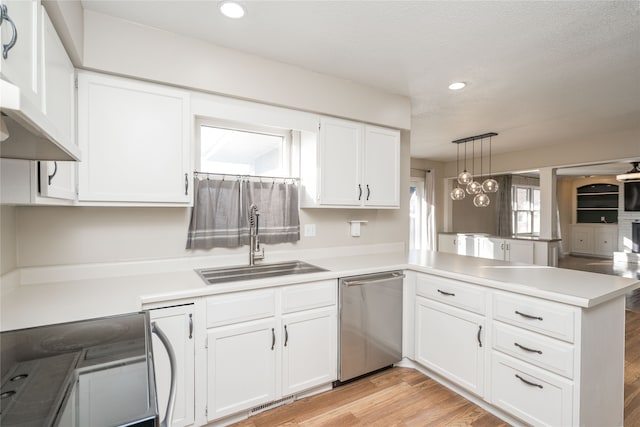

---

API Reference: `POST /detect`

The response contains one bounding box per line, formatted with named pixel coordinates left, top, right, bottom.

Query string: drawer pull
left=515, top=374, right=543, bottom=389
left=284, top=325, right=289, bottom=347
left=477, top=325, right=482, bottom=347
left=515, top=310, right=543, bottom=321
left=514, top=342, right=542, bottom=354
left=271, top=328, right=275, bottom=350
left=437, top=289, right=455, bottom=296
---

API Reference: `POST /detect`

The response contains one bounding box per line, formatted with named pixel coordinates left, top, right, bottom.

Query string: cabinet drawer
left=206, top=289, right=275, bottom=328
left=493, top=293, right=576, bottom=342
left=282, top=280, right=337, bottom=314
left=416, top=274, right=486, bottom=315
left=491, top=352, right=573, bottom=427
left=493, top=322, right=575, bottom=379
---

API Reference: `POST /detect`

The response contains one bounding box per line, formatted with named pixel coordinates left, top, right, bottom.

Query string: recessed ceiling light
left=448, top=82, right=466, bottom=91
left=219, top=1, right=245, bottom=19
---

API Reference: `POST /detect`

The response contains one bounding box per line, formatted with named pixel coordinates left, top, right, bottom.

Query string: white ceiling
left=81, top=0, right=640, bottom=166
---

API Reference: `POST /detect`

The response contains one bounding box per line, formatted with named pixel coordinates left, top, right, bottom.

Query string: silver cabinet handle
left=48, top=161, right=58, bottom=186
left=477, top=325, right=482, bottom=347
left=284, top=325, right=289, bottom=347
left=515, top=310, right=543, bottom=321
left=271, top=327, right=275, bottom=350
left=184, top=173, right=189, bottom=195
left=188, top=313, right=193, bottom=339
left=0, top=5, right=18, bottom=59
left=515, top=374, right=543, bottom=389
left=152, top=322, right=177, bottom=427
left=514, top=342, right=542, bottom=354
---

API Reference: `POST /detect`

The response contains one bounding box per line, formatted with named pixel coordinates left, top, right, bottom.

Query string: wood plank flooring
left=232, top=310, right=640, bottom=427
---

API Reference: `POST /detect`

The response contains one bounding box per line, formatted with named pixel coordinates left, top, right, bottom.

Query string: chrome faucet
left=248, top=204, right=264, bottom=266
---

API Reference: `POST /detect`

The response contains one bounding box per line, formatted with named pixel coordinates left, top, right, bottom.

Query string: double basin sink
left=196, top=260, right=328, bottom=285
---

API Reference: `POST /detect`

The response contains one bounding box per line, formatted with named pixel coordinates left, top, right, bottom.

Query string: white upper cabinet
left=0, top=0, right=40, bottom=106
left=0, top=1, right=80, bottom=161
left=77, top=72, right=192, bottom=205
left=300, top=116, right=400, bottom=208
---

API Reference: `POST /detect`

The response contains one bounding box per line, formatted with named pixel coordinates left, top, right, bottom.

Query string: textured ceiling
left=81, top=0, right=640, bottom=166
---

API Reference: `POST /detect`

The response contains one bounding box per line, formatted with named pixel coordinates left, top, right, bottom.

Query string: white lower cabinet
left=205, top=280, right=337, bottom=424
left=415, top=296, right=485, bottom=396
left=147, top=303, right=196, bottom=427
left=491, top=352, right=573, bottom=427
left=411, top=271, right=625, bottom=427
left=207, top=318, right=278, bottom=420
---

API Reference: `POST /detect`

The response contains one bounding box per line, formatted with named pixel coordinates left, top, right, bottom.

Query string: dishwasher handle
left=152, top=322, right=177, bottom=427
left=343, top=272, right=405, bottom=286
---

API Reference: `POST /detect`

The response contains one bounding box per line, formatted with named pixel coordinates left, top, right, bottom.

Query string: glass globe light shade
left=482, top=178, right=499, bottom=193
left=450, top=187, right=466, bottom=200
left=466, top=180, right=482, bottom=195
left=457, top=170, right=473, bottom=185
left=473, top=192, right=491, bottom=208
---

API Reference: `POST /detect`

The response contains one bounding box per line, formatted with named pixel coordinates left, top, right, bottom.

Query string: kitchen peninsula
left=1, top=248, right=637, bottom=427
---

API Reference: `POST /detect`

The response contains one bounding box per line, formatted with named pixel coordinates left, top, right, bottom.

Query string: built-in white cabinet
left=477, top=237, right=534, bottom=264
left=0, top=0, right=40, bottom=107
left=0, top=158, right=76, bottom=204
left=437, top=233, right=476, bottom=256
left=300, top=116, right=400, bottom=208
left=571, top=224, right=618, bottom=258
left=147, top=303, right=196, bottom=427
left=77, top=72, right=192, bottom=205
left=409, top=271, right=626, bottom=427
left=204, top=280, right=337, bottom=424
left=0, top=1, right=80, bottom=160
left=414, top=274, right=486, bottom=397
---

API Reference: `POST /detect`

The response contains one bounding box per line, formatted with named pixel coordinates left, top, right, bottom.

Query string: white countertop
left=1, top=250, right=638, bottom=332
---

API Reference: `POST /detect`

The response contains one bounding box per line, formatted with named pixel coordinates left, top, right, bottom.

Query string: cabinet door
left=362, top=125, right=400, bottom=207
left=77, top=72, right=191, bottom=204
left=415, top=297, right=485, bottom=396
left=40, top=6, right=75, bottom=150
left=572, top=227, right=593, bottom=254
left=438, top=234, right=458, bottom=254
left=207, top=319, right=278, bottom=421
left=318, top=117, right=362, bottom=205
left=0, top=0, right=40, bottom=106
left=506, top=240, right=534, bottom=264
left=282, top=307, right=337, bottom=396
left=38, top=160, right=76, bottom=200
left=594, top=228, right=616, bottom=256
left=476, top=237, right=503, bottom=260
left=149, top=305, right=196, bottom=427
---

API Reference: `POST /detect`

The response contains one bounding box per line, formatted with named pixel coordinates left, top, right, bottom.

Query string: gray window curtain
left=495, top=174, right=513, bottom=237
left=242, top=180, right=300, bottom=244
left=186, top=178, right=243, bottom=249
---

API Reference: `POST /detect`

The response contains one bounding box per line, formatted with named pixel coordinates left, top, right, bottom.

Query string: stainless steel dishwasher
left=336, top=270, right=404, bottom=384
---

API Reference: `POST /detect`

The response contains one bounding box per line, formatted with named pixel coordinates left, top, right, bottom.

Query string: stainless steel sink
left=196, top=261, right=329, bottom=285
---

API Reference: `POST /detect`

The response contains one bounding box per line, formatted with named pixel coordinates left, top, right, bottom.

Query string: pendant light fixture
left=473, top=137, right=490, bottom=207
left=466, top=138, right=482, bottom=195
left=451, top=132, right=498, bottom=207
left=482, top=134, right=499, bottom=193
left=457, top=141, right=473, bottom=185
left=450, top=143, right=466, bottom=200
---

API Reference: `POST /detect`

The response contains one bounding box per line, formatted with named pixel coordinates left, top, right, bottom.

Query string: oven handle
left=152, top=322, right=177, bottom=427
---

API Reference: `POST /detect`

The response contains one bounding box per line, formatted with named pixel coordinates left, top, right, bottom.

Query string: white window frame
left=195, top=117, right=295, bottom=177
left=409, top=177, right=427, bottom=251
left=512, top=185, right=541, bottom=237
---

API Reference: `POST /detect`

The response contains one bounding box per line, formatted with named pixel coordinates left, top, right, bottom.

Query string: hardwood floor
left=232, top=310, right=640, bottom=427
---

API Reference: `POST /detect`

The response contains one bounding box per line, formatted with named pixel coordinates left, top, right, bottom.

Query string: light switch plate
left=304, top=224, right=316, bottom=237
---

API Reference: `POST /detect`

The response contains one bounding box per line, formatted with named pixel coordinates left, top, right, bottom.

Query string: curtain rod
left=194, top=171, right=300, bottom=182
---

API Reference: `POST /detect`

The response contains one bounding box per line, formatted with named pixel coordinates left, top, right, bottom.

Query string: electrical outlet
left=304, top=224, right=316, bottom=237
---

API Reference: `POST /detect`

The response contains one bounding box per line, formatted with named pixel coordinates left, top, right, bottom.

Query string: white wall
left=81, top=10, right=411, bottom=130
left=0, top=206, right=16, bottom=275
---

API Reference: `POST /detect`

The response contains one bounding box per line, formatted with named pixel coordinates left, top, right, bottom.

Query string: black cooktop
left=0, top=312, right=158, bottom=427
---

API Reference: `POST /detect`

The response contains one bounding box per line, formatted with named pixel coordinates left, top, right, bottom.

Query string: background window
left=198, top=120, right=293, bottom=177
left=512, top=186, right=541, bottom=236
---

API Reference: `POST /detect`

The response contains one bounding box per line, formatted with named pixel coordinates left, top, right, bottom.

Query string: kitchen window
left=197, top=119, right=294, bottom=177
left=512, top=185, right=540, bottom=236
